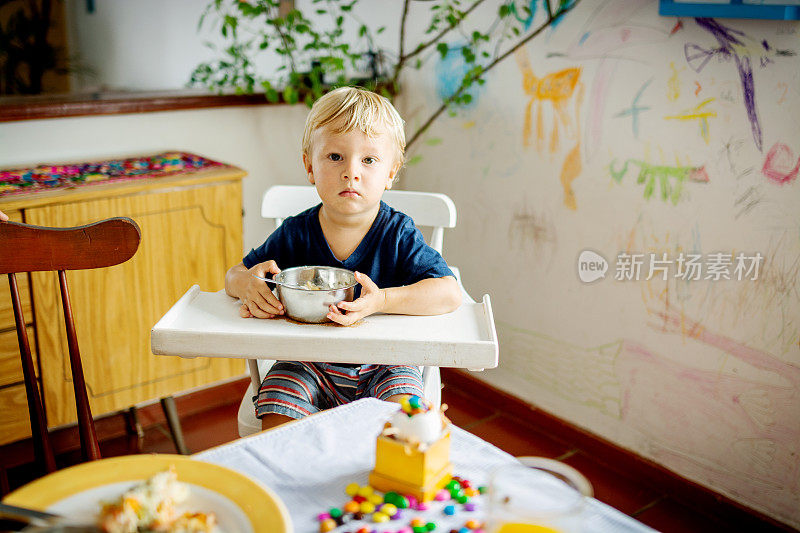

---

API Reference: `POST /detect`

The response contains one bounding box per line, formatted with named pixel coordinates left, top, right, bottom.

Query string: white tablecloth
left=195, top=398, right=654, bottom=533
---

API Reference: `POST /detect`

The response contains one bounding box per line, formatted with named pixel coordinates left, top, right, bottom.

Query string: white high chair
left=236, top=185, right=473, bottom=437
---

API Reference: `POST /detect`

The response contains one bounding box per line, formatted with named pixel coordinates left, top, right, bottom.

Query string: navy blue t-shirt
left=243, top=201, right=453, bottom=296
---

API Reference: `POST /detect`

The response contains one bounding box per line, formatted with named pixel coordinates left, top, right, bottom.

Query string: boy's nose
left=343, top=162, right=360, bottom=181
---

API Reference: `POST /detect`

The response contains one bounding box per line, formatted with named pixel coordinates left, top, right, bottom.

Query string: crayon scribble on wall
left=609, top=158, right=710, bottom=204
left=515, top=48, right=584, bottom=210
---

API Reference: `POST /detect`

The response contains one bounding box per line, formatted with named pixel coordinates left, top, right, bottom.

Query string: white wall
left=2, top=0, right=799, bottom=528
left=0, top=105, right=308, bottom=253
left=64, top=0, right=401, bottom=91
left=398, top=2, right=800, bottom=528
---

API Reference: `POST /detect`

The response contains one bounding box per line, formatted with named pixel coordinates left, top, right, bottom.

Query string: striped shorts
left=255, top=361, right=424, bottom=420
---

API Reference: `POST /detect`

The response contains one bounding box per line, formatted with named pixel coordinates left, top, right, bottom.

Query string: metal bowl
left=272, top=266, right=357, bottom=323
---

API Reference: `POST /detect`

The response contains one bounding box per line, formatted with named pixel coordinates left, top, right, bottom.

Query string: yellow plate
left=2, top=454, right=292, bottom=533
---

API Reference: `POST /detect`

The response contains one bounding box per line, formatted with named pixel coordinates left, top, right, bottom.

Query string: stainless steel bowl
left=272, top=266, right=357, bottom=323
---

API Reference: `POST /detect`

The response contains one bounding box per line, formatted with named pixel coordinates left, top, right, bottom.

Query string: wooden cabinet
left=0, top=166, right=246, bottom=445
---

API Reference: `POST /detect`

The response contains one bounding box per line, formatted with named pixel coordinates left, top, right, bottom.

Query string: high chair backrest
left=261, top=185, right=457, bottom=253
left=0, top=217, right=140, bottom=474
left=236, top=187, right=460, bottom=436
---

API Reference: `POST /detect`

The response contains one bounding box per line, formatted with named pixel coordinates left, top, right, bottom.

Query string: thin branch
left=273, top=18, right=298, bottom=73
left=406, top=0, right=582, bottom=149
left=391, top=0, right=412, bottom=87
left=402, top=0, right=488, bottom=64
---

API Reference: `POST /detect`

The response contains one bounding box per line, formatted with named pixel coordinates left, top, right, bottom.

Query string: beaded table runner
left=0, top=152, right=225, bottom=198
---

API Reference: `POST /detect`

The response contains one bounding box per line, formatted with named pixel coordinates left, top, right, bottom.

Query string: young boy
left=225, top=87, right=462, bottom=430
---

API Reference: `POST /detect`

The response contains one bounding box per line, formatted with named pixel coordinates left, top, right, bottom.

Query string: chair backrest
left=261, top=185, right=456, bottom=253
left=0, top=217, right=140, bottom=474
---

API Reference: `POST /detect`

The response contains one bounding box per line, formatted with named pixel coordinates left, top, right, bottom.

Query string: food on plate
left=98, top=466, right=217, bottom=533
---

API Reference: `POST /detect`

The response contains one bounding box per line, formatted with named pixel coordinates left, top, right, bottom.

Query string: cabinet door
left=26, top=181, right=246, bottom=427
left=0, top=208, right=37, bottom=445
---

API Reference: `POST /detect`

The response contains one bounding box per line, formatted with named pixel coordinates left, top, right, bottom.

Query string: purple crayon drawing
left=686, top=18, right=796, bottom=152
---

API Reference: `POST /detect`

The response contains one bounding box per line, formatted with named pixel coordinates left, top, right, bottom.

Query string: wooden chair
left=0, top=217, right=141, bottom=474
left=236, top=185, right=474, bottom=436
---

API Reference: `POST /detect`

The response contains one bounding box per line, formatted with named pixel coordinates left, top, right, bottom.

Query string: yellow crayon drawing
left=515, top=48, right=584, bottom=210
left=667, top=61, right=683, bottom=101
left=664, top=97, right=717, bottom=144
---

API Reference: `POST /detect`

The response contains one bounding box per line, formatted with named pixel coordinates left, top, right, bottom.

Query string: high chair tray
left=151, top=285, right=498, bottom=368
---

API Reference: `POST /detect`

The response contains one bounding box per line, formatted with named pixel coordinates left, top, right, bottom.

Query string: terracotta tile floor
left=6, top=380, right=786, bottom=532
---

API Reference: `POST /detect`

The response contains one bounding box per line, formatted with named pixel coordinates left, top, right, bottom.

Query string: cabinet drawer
left=0, top=383, right=31, bottom=446
left=0, top=326, right=36, bottom=387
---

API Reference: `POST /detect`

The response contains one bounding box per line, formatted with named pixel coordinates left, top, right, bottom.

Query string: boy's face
left=303, top=121, right=401, bottom=220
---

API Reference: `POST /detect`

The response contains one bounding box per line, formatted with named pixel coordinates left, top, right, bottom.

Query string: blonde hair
left=302, top=86, right=406, bottom=164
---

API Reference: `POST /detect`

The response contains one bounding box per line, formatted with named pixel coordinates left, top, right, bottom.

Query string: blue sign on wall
left=659, top=0, right=800, bottom=20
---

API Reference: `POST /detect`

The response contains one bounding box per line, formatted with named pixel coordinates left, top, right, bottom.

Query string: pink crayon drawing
left=762, top=143, right=800, bottom=184
left=620, top=299, right=800, bottom=518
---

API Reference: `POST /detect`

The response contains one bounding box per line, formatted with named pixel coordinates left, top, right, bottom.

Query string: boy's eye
left=363, top=157, right=375, bottom=164
left=328, top=153, right=342, bottom=162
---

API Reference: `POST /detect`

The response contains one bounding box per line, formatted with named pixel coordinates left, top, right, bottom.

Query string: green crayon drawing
left=609, top=158, right=709, bottom=205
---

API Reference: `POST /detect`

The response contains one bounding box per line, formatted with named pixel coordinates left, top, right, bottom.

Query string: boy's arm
left=328, top=271, right=461, bottom=326
left=225, top=261, right=285, bottom=318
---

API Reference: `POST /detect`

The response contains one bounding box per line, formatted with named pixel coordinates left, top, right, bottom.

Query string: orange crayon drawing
left=515, top=48, right=584, bottom=210
left=664, top=97, right=717, bottom=144
left=694, top=81, right=702, bottom=96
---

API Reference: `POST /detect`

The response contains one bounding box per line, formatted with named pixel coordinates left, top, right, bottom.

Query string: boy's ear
left=302, top=152, right=314, bottom=184
left=386, top=161, right=402, bottom=190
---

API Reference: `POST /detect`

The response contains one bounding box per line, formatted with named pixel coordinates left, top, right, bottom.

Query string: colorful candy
left=319, top=518, right=336, bottom=532
left=320, top=475, right=487, bottom=532
left=399, top=395, right=433, bottom=416
left=381, top=503, right=398, bottom=517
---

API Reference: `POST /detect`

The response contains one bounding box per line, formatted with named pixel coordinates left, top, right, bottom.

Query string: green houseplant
left=191, top=0, right=582, bottom=151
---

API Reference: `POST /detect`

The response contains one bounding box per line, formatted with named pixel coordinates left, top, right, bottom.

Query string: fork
left=0, top=502, right=102, bottom=532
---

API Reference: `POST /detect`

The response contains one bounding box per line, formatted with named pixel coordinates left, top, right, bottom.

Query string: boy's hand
left=327, top=271, right=386, bottom=326
left=240, top=260, right=285, bottom=319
